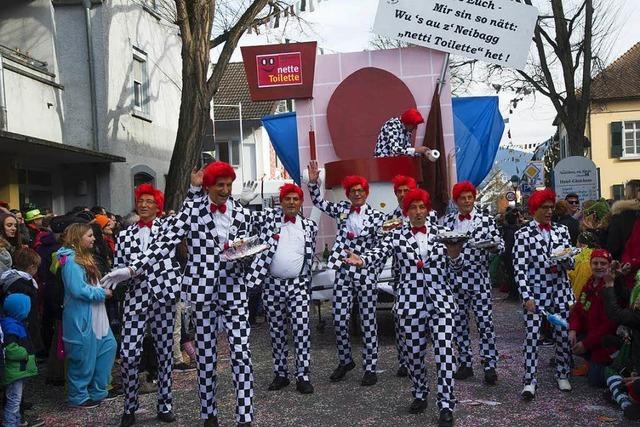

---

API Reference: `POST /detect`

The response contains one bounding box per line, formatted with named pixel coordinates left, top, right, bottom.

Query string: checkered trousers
left=245, top=207, right=318, bottom=287
left=192, top=278, right=254, bottom=423
left=262, top=275, right=312, bottom=381
left=522, top=310, right=572, bottom=385
left=114, top=219, right=181, bottom=315
left=308, top=182, right=386, bottom=282
left=120, top=300, right=176, bottom=414
left=373, top=117, right=418, bottom=157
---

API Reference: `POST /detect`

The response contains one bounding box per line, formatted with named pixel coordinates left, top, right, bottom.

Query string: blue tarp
left=261, top=112, right=300, bottom=184
left=452, top=96, right=504, bottom=186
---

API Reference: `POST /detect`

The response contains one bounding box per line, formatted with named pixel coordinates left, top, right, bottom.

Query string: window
left=132, top=48, right=150, bottom=117
left=612, top=184, right=625, bottom=201
left=134, top=172, right=154, bottom=187
left=623, top=120, right=640, bottom=157
left=215, top=140, right=240, bottom=166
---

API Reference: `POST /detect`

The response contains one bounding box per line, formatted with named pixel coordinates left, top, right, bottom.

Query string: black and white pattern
left=309, top=182, right=386, bottom=373
left=361, top=224, right=461, bottom=410
left=374, top=117, right=419, bottom=158
left=245, top=208, right=318, bottom=381
left=513, top=222, right=575, bottom=385
left=114, top=218, right=182, bottom=415
left=131, top=194, right=257, bottom=423
left=442, top=210, right=503, bottom=370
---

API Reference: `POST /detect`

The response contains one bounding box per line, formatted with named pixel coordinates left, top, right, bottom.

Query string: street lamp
left=510, top=175, right=520, bottom=207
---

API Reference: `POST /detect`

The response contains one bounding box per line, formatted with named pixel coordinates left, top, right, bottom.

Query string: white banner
left=373, top=0, right=539, bottom=70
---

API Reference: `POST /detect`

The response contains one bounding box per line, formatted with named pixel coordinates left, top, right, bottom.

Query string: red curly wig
left=391, top=175, right=417, bottom=193
left=528, top=188, right=556, bottom=215
left=452, top=181, right=477, bottom=201
left=402, top=188, right=432, bottom=216
left=342, top=175, right=369, bottom=197
left=134, top=183, right=164, bottom=216
left=400, top=108, right=424, bottom=126
left=279, top=183, right=304, bottom=202
left=203, top=161, right=236, bottom=188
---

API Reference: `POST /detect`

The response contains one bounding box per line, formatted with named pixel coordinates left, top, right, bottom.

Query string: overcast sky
left=218, top=0, right=640, bottom=147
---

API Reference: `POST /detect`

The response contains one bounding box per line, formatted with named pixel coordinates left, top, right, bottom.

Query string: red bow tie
left=458, top=213, right=471, bottom=221
left=284, top=216, right=296, bottom=224
left=539, top=223, right=551, bottom=232
left=210, top=203, right=227, bottom=214
left=350, top=206, right=361, bottom=214
left=138, top=220, right=153, bottom=229
left=411, top=226, right=427, bottom=235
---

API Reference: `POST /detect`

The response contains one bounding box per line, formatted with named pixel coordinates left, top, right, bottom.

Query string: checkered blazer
left=362, top=223, right=461, bottom=316
left=374, top=117, right=419, bottom=158
left=131, top=194, right=255, bottom=305
left=442, top=210, right=504, bottom=291
left=512, top=221, right=575, bottom=307
left=309, top=182, right=386, bottom=283
left=114, top=218, right=182, bottom=314
left=245, top=207, right=318, bottom=287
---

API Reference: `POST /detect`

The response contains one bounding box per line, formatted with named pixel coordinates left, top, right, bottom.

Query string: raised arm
left=307, top=161, right=342, bottom=218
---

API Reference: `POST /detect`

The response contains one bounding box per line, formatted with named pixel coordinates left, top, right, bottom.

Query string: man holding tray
left=103, top=161, right=257, bottom=427
left=442, top=181, right=503, bottom=386
left=307, top=161, right=386, bottom=386
left=245, top=183, right=318, bottom=394
left=514, top=188, right=575, bottom=400
left=345, top=189, right=462, bottom=427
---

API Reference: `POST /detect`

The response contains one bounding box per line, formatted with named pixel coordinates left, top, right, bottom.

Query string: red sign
left=241, top=42, right=316, bottom=101
left=257, top=52, right=303, bottom=88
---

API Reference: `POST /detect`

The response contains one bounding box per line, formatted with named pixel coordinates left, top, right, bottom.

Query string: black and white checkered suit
left=374, top=117, right=420, bottom=158
left=309, top=182, right=386, bottom=373
left=362, top=224, right=462, bottom=411
left=245, top=208, right=318, bottom=381
left=114, top=218, right=182, bottom=415
left=513, top=221, right=575, bottom=386
left=131, top=194, right=256, bottom=423
left=442, top=210, right=503, bottom=371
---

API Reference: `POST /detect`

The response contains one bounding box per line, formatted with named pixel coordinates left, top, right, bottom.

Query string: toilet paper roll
left=426, top=149, right=440, bottom=162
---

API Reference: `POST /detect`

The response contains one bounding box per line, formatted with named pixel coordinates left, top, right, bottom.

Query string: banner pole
left=437, top=52, right=450, bottom=97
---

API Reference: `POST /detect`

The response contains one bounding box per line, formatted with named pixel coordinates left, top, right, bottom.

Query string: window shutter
left=611, top=122, right=623, bottom=158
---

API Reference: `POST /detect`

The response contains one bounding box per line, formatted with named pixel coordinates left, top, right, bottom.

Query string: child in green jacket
left=1, top=293, right=37, bottom=427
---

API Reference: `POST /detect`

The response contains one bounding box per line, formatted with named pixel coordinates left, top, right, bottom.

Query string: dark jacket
left=556, top=214, right=580, bottom=246
left=603, top=286, right=640, bottom=375
left=607, top=200, right=640, bottom=259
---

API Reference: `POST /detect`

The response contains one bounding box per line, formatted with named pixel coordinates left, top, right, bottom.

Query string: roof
left=213, top=62, right=278, bottom=121
left=590, top=42, right=640, bottom=101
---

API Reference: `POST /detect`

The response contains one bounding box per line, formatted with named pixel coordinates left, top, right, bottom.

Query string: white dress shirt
left=138, top=226, right=152, bottom=252
left=346, top=204, right=367, bottom=236
left=413, top=229, right=430, bottom=260
left=531, top=219, right=551, bottom=242
left=453, top=207, right=476, bottom=234
left=210, top=198, right=232, bottom=245
left=270, top=217, right=306, bottom=279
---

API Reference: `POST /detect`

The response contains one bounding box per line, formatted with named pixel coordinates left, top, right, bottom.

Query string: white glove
left=101, top=267, right=133, bottom=290
left=238, top=181, right=259, bottom=205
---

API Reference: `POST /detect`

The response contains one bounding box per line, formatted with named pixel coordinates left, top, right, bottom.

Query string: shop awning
left=0, top=131, right=126, bottom=163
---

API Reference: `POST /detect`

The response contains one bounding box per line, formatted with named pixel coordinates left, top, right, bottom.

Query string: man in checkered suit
left=374, top=108, right=431, bottom=157
left=442, top=181, right=503, bottom=386
left=307, top=161, right=386, bottom=386
left=346, top=188, right=461, bottom=427
left=514, top=189, right=575, bottom=400
left=245, top=183, right=318, bottom=394
left=114, top=184, right=182, bottom=427
left=103, top=162, right=258, bottom=427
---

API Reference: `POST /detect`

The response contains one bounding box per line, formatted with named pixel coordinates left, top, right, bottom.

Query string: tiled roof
left=212, top=62, right=278, bottom=120
left=591, top=42, right=640, bottom=101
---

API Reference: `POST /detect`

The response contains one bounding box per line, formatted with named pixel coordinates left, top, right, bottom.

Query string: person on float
left=245, top=183, right=318, bottom=394
left=307, top=160, right=386, bottom=386
left=441, top=181, right=503, bottom=385
left=374, top=108, right=431, bottom=157
left=513, top=188, right=575, bottom=399
left=345, top=188, right=461, bottom=427
left=102, top=161, right=256, bottom=427
left=114, top=183, right=183, bottom=427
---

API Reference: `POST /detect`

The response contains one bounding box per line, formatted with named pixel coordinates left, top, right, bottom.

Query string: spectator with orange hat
left=374, top=108, right=432, bottom=158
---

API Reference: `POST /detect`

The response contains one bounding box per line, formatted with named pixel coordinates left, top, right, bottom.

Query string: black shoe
left=71, top=400, right=100, bottom=409
left=396, top=366, right=408, bottom=378
left=296, top=379, right=314, bottom=394
left=157, top=411, right=176, bottom=423
left=120, top=413, right=136, bottom=427
left=453, top=365, right=473, bottom=380
left=484, top=367, right=498, bottom=385
left=624, top=403, right=640, bottom=421
left=105, top=388, right=124, bottom=401
left=409, top=398, right=428, bottom=414
left=361, top=371, right=377, bottom=386
left=203, top=416, right=219, bottom=427
left=438, top=409, right=454, bottom=427
left=329, top=361, right=356, bottom=382
left=21, top=417, right=45, bottom=427
left=174, top=362, right=197, bottom=372
left=267, top=376, right=290, bottom=391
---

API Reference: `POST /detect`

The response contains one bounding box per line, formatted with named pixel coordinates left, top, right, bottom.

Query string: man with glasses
left=307, top=161, right=386, bottom=386
left=565, top=193, right=580, bottom=219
